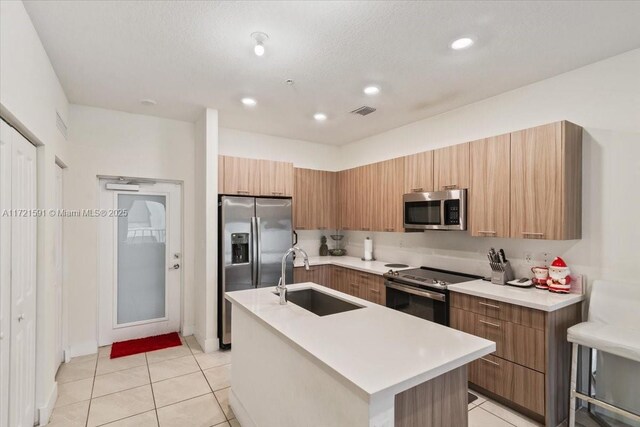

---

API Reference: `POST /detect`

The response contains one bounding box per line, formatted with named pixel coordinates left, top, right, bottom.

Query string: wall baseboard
left=68, top=340, right=98, bottom=358
left=182, top=324, right=194, bottom=337
left=37, top=381, right=57, bottom=426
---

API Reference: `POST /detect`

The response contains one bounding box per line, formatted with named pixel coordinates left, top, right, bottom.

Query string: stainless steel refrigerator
left=218, top=196, right=293, bottom=348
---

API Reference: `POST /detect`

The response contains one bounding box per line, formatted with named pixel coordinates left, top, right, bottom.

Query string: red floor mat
left=110, top=332, right=182, bottom=359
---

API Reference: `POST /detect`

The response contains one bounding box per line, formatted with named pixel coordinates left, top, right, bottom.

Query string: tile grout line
left=144, top=352, right=161, bottom=426
left=83, top=354, right=99, bottom=427
left=475, top=404, right=518, bottom=427
left=187, top=336, right=233, bottom=422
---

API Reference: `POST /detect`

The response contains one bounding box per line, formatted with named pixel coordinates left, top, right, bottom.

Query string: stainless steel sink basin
left=277, top=288, right=364, bottom=316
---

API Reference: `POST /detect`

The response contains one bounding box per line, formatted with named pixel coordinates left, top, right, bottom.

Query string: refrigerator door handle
left=256, top=216, right=262, bottom=287
left=251, top=216, right=258, bottom=287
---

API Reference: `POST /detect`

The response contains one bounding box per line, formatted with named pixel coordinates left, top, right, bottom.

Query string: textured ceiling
left=24, top=1, right=640, bottom=145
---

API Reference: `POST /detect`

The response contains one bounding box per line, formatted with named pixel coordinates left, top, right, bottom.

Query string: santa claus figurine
left=546, top=257, right=572, bottom=293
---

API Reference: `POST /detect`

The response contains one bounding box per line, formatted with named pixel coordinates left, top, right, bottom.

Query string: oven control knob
left=436, top=280, right=447, bottom=287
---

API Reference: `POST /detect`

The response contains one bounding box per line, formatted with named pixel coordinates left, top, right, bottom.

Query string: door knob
left=169, top=264, right=180, bottom=270
left=18, top=314, right=25, bottom=322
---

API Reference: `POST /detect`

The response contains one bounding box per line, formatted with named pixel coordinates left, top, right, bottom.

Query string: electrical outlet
left=524, top=252, right=533, bottom=264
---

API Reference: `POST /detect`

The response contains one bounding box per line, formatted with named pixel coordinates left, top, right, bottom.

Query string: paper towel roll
left=364, top=237, right=373, bottom=261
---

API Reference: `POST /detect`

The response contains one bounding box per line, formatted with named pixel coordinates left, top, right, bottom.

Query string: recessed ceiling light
left=451, top=37, right=474, bottom=50
left=140, top=98, right=157, bottom=106
left=241, top=97, right=257, bottom=106
left=251, top=32, right=269, bottom=57
left=313, top=113, right=327, bottom=122
left=363, top=85, right=380, bottom=96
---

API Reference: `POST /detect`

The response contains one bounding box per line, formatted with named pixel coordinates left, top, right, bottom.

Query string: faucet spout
left=278, top=246, right=309, bottom=305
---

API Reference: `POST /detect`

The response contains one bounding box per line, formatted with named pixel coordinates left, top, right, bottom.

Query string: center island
left=225, top=282, right=495, bottom=427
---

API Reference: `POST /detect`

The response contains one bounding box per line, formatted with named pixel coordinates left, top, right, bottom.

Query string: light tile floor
left=50, top=334, right=595, bottom=427
left=49, top=335, right=237, bottom=427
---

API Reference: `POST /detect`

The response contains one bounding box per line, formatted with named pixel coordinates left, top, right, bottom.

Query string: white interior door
left=0, top=121, right=37, bottom=427
left=0, top=121, right=12, bottom=427
left=54, top=164, right=64, bottom=366
left=98, top=181, right=182, bottom=345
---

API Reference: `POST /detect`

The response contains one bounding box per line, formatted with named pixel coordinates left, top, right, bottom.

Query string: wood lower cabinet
left=510, top=121, right=582, bottom=240
left=293, top=168, right=337, bottom=230
left=404, top=151, right=433, bottom=193
left=293, top=265, right=330, bottom=287
left=434, top=143, right=470, bottom=191
left=294, top=265, right=385, bottom=305
left=469, top=134, right=511, bottom=238
left=450, top=292, right=581, bottom=426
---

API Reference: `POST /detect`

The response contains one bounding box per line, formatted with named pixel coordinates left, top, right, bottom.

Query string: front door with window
left=98, top=181, right=182, bottom=345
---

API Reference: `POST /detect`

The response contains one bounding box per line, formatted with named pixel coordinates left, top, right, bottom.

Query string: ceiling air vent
left=350, top=106, right=376, bottom=116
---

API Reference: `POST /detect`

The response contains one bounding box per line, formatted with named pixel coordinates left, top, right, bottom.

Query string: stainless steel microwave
left=403, top=189, right=467, bottom=230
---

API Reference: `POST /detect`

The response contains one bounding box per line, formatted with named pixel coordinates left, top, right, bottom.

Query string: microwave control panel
left=444, top=199, right=460, bottom=225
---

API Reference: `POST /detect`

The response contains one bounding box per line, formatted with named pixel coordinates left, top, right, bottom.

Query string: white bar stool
left=567, top=279, right=640, bottom=426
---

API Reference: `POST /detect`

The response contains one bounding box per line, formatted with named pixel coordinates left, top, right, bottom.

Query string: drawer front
left=469, top=354, right=545, bottom=416
left=450, top=292, right=545, bottom=330
left=451, top=309, right=546, bottom=372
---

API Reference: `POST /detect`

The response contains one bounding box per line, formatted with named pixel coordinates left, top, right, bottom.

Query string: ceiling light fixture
left=363, top=85, right=380, bottom=96
left=450, top=37, right=474, bottom=50
left=241, top=97, right=257, bottom=107
left=140, top=98, right=157, bottom=106
left=251, top=32, right=269, bottom=57
left=313, top=113, right=327, bottom=122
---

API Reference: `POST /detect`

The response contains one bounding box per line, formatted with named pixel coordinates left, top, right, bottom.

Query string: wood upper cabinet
left=433, top=143, right=470, bottom=190
left=222, top=156, right=260, bottom=195
left=375, top=158, right=405, bottom=232
left=218, top=155, right=225, bottom=193
left=469, top=134, right=511, bottom=237
left=355, top=164, right=375, bottom=231
left=293, top=168, right=337, bottom=230
left=510, top=121, right=582, bottom=240
left=260, top=160, right=293, bottom=196
left=404, top=151, right=433, bottom=193
left=220, top=156, right=293, bottom=196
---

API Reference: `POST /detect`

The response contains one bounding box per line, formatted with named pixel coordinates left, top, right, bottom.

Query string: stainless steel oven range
left=383, top=267, right=481, bottom=326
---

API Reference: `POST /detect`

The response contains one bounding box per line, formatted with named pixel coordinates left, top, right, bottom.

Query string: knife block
left=490, top=261, right=515, bottom=285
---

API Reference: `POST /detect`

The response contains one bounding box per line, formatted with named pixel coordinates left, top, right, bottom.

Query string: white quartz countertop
left=293, top=255, right=413, bottom=275
left=226, top=283, right=495, bottom=399
left=448, top=279, right=585, bottom=312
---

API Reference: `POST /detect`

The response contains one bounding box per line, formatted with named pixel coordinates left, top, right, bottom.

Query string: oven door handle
left=385, top=281, right=447, bottom=302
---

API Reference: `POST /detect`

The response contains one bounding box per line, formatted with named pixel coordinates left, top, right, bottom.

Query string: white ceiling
left=24, top=1, right=640, bottom=145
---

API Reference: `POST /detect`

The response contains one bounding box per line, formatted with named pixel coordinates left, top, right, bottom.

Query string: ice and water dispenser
left=231, top=233, right=249, bottom=264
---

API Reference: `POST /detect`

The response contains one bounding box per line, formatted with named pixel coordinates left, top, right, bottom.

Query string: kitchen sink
left=276, top=288, right=364, bottom=316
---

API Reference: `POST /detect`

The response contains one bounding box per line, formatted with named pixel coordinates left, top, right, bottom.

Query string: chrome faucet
left=278, top=246, right=309, bottom=305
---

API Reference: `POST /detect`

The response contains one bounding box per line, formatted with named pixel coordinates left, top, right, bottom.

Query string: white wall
left=193, top=109, right=219, bottom=352
left=219, top=127, right=339, bottom=171
left=0, top=1, right=70, bottom=423
left=339, top=49, right=640, bottom=287
left=64, top=105, right=196, bottom=355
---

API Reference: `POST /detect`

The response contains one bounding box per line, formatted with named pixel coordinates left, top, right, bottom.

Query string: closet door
left=1, top=122, right=37, bottom=427
left=0, top=122, right=12, bottom=427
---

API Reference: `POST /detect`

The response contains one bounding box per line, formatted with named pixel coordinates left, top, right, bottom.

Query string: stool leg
left=569, top=343, right=578, bottom=427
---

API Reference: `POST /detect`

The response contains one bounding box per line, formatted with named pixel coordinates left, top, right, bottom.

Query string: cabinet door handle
left=522, top=232, right=544, bottom=237
left=480, top=357, right=500, bottom=367
left=384, top=228, right=395, bottom=232
left=478, top=230, right=497, bottom=235
left=360, top=227, right=370, bottom=231
left=478, top=301, right=500, bottom=309
left=478, top=319, right=500, bottom=328
left=443, top=184, right=458, bottom=190
left=237, top=190, right=250, bottom=194
left=369, top=289, right=380, bottom=294
left=411, top=187, right=424, bottom=192
left=271, top=191, right=283, bottom=196
left=296, top=226, right=306, bottom=230
left=317, top=227, right=327, bottom=230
